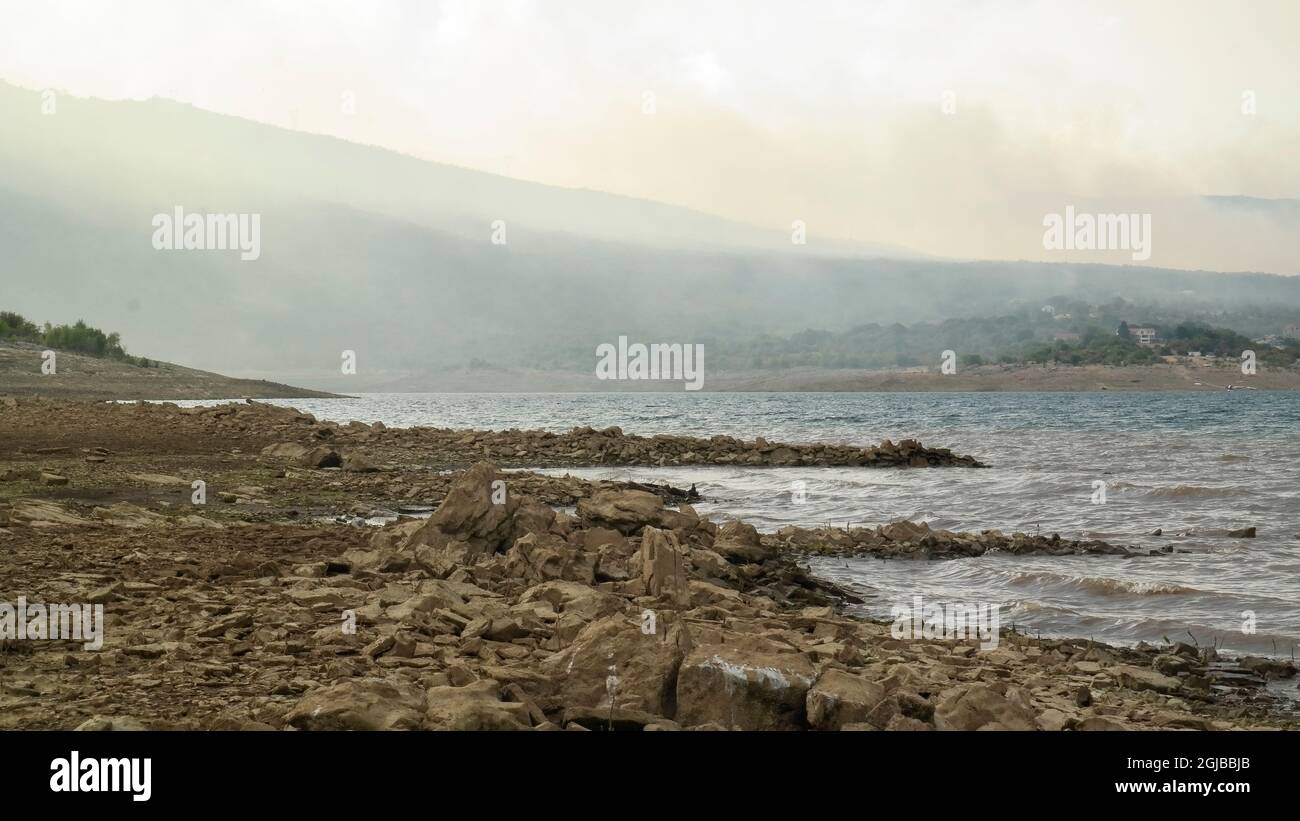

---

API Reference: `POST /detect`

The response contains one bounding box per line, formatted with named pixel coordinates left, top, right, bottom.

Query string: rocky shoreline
left=770, top=520, right=1148, bottom=559
left=1, top=397, right=1295, bottom=731
left=1, top=398, right=985, bottom=469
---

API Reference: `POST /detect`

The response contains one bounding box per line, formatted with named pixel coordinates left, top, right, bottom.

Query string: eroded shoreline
left=1, top=398, right=1295, bottom=730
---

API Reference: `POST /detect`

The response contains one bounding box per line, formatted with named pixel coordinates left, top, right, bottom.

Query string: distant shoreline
left=271, top=363, right=1300, bottom=394
left=700, top=363, right=1300, bottom=392
left=5, top=344, right=1298, bottom=398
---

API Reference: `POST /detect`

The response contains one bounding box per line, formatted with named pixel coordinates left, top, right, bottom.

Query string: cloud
left=0, top=0, right=1297, bottom=271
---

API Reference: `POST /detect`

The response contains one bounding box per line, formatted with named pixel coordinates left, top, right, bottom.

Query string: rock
left=40, top=472, right=68, bottom=486
left=933, top=684, right=1037, bottom=731
left=406, top=462, right=519, bottom=558
left=879, top=519, right=931, bottom=543
left=297, top=446, right=342, bottom=469
left=676, top=645, right=816, bottom=730
left=711, top=520, right=769, bottom=563
left=342, top=453, right=379, bottom=473
left=639, top=527, right=689, bottom=605
left=74, top=716, right=151, bottom=731
left=518, top=580, right=623, bottom=623
left=545, top=614, right=684, bottom=717
left=284, top=678, right=425, bottom=730
left=1227, top=526, right=1256, bottom=538
left=90, top=503, right=167, bottom=528
left=1153, top=654, right=1194, bottom=676
left=1035, top=708, right=1074, bottom=731
left=504, top=532, right=593, bottom=583
left=87, top=582, right=126, bottom=604
left=577, top=489, right=664, bottom=534
left=1114, top=665, right=1182, bottom=694
left=562, top=706, right=670, bottom=731
left=10, top=499, right=89, bottom=526
left=260, top=442, right=311, bottom=460
left=127, top=473, right=190, bottom=486
left=1076, top=716, right=1126, bottom=731
left=1238, top=656, right=1297, bottom=679
left=424, top=680, right=529, bottom=730
left=884, top=716, right=933, bottom=731
left=806, top=669, right=888, bottom=730
left=196, top=611, right=253, bottom=638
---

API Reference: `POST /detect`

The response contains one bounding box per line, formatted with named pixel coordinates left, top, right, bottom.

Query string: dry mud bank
left=0, top=398, right=1294, bottom=730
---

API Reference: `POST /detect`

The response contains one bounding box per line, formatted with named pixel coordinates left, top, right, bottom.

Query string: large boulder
left=805, top=669, right=889, bottom=730
left=711, top=520, right=770, bottom=563
left=676, top=645, right=816, bottom=730
left=341, top=453, right=379, bottom=473
left=577, top=489, right=665, bottom=534
left=640, top=527, right=689, bottom=605
left=283, top=678, right=425, bottom=730
left=518, top=580, right=624, bottom=623
left=406, top=462, right=519, bottom=560
left=1114, top=665, right=1182, bottom=694
left=544, top=614, right=684, bottom=718
left=295, top=446, right=342, bottom=469
left=260, top=442, right=311, bottom=461
left=879, top=520, right=931, bottom=543
left=424, top=680, right=530, bottom=730
left=933, top=684, right=1036, bottom=731
left=504, top=532, right=595, bottom=584
left=90, top=503, right=168, bottom=528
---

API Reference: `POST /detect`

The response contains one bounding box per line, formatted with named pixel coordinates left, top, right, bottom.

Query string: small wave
left=1145, top=484, right=1246, bottom=499
left=1010, top=570, right=1199, bottom=596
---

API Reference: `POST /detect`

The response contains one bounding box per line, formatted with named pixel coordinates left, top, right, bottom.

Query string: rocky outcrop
left=51, top=398, right=983, bottom=469
left=772, top=519, right=1140, bottom=560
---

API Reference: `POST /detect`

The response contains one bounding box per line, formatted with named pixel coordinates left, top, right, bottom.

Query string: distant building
left=1284, top=323, right=1300, bottom=339
left=1052, top=331, right=1080, bottom=342
left=1125, top=325, right=1158, bottom=345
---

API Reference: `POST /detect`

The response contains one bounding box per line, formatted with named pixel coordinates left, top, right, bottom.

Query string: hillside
left=0, top=340, right=340, bottom=400
left=2, top=80, right=1300, bottom=388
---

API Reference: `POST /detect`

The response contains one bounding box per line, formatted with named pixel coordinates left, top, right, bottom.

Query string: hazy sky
left=2, top=0, right=1298, bottom=271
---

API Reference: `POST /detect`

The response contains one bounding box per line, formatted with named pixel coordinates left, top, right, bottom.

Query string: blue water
left=177, top=391, right=1300, bottom=658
